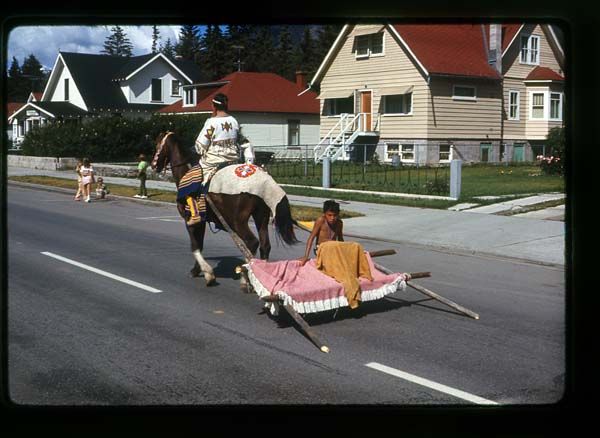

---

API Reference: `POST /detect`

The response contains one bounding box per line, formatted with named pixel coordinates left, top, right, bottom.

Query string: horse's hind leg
left=252, top=207, right=271, bottom=260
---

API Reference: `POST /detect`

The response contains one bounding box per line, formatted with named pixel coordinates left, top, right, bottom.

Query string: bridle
left=152, top=131, right=192, bottom=174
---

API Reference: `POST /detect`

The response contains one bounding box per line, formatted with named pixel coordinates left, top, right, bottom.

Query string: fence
left=254, top=144, right=452, bottom=197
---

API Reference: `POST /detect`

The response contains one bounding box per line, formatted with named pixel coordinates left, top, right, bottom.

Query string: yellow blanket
left=315, top=241, right=373, bottom=309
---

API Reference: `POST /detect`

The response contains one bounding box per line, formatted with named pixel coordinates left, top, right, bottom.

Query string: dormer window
left=171, top=80, right=181, bottom=97
left=355, top=33, right=384, bottom=58
left=520, top=35, right=540, bottom=65
left=183, top=88, right=196, bottom=107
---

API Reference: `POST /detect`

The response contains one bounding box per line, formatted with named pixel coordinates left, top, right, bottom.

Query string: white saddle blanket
left=208, top=164, right=286, bottom=216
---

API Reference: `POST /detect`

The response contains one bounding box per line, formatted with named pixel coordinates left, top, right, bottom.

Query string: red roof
left=392, top=24, right=523, bottom=79
left=7, top=102, right=25, bottom=115
left=31, top=92, right=43, bottom=101
left=159, top=72, right=319, bottom=115
left=525, top=66, right=564, bottom=81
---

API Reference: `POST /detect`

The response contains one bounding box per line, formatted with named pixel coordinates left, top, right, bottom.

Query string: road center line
left=41, top=252, right=162, bottom=293
left=365, top=362, right=498, bottom=405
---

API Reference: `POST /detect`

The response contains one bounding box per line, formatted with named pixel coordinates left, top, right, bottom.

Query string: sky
left=7, top=25, right=192, bottom=71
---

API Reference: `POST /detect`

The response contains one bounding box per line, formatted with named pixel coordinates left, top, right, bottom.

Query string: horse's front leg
left=187, top=220, right=216, bottom=286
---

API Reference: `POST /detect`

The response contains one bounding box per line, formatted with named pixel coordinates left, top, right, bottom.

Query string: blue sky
left=7, top=25, right=201, bottom=70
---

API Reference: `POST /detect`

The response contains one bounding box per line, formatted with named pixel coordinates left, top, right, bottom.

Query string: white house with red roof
left=306, top=23, right=564, bottom=164
left=158, top=71, right=320, bottom=155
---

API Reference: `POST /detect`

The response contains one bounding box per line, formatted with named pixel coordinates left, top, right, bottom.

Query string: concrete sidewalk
left=6, top=166, right=566, bottom=267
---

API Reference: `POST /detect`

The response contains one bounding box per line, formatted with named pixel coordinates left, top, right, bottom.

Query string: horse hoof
left=205, top=274, right=217, bottom=286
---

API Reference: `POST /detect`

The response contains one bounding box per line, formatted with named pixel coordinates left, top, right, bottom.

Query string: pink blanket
left=246, top=253, right=407, bottom=314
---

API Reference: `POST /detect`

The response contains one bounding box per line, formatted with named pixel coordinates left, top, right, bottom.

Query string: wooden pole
left=368, top=249, right=397, bottom=258
left=374, top=262, right=478, bottom=320
left=208, top=196, right=330, bottom=352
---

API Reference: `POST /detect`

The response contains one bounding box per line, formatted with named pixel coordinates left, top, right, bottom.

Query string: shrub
left=20, top=113, right=209, bottom=162
left=537, top=127, right=565, bottom=175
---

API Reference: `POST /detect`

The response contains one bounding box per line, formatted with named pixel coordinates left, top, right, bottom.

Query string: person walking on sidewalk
left=80, top=158, right=95, bottom=203
left=74, top=159, right=83, bottom=201
left=134, top=154, right=148, bottom=199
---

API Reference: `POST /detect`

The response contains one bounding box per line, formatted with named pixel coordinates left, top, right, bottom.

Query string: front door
left=360, top=91, right=372, bottom=131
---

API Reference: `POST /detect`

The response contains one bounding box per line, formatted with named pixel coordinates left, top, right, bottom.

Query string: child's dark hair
left=323, top=200, right=340, bottom=213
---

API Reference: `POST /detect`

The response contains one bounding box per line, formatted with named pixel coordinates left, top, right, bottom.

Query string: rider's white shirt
left=194, top=115, right=240, bottom=167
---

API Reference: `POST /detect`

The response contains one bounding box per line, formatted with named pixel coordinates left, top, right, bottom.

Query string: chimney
left=489, top=24, right=503, bottom=75
left=295, top=71, right=307, bottom=90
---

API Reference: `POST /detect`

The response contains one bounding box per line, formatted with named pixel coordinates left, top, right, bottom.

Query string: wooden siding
left=504, top=24, right=563, bottom=79
left=427, top=77, right=502, bottom=139
left=503, top=78, right=528, bottom=139
left=235, top=112, right=320, bottom=147
left=126, top=58, right=186, bottom=105
left=319, top=25, right=429, bottom=140
left=48, top=60, right=87, bottom=111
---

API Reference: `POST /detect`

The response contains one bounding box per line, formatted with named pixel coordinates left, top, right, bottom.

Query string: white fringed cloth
left=245, top=252, right=407, bottom=315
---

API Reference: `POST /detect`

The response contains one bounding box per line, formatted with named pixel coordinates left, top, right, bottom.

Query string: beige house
left=304, top=23, right=565, bottom=164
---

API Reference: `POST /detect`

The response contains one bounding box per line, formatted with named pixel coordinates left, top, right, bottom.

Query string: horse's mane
left=164, top=132, right=197, bottom=164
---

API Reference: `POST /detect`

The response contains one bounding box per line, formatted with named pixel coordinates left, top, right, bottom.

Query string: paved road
left=7, top=185, right=565, bottom=406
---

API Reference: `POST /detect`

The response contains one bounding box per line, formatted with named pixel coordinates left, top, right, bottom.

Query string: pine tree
left=316, top=24, right=342, bottom=64
left=175, top=25, right=201, bottom=62
left=21, top=54, right=46, bottom=93
left=101, top=25, right=134, bottom=57
left=297, top=26, right=317, bottom=76
left=276, top=25, right=296, bottom=80
left=160, top=38, right=176, bottom=59
left=251, top=26, right=275, bottom=73
left=7, top=57, right=24, bottom=102
left=201, top=24, right=231, bottom=80
left=225, top=24, right=253, bottom=73
left=151, top=25, right=161, bottom=54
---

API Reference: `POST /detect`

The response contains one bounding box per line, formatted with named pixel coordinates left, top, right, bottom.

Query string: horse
left=150, top=131, right=298, bottom=287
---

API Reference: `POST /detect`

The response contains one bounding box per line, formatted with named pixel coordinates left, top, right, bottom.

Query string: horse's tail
left=274, top=196, right=299, bottom=246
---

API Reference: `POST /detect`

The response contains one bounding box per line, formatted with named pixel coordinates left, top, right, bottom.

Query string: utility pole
left=231, top=45, right=244, bottom=72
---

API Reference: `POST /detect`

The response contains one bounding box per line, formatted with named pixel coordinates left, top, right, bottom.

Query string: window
left=383, top=93, right=412, bottom=115
left=480, top=143, right=492, bottom=162
left=400, top=144, right=415, bottom=162
left=520, top=35, right=540, bottom=65
left=171, top=80, right=181, bottom=96
left=439, top=144, right=452, bottom=162
left=64, top=78, right=69, bottom=101
left=288, top=120, right=300, bottom=145
left=323, top=97, right=354, bottom=116
left=531, top=92, right=545, bottom=119
left=355, top=33, right=384, bottom=58
left=550, top=92, right=562, bottom=120
left=184, top=88, right=196, bottom=106
left=453, top=85, right=476, bottom=101
left=385, top=143, right=399, bottom=161
left=508, top=90, right=520, bottom=120
left=151, top=78, right=162, bottom=102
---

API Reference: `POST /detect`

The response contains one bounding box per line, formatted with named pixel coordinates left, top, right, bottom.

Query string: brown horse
left=151, top=131, right=298, bottom=286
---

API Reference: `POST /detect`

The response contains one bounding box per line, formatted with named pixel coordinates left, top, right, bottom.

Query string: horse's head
left=151, top=131, right=174, bottom=173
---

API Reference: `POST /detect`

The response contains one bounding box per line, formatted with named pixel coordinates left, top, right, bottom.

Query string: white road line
left=365, top=362, right=498, bottom=405
left=136, top=216, right=180, bottom=220
left=41, top=252, right=162, bottom=293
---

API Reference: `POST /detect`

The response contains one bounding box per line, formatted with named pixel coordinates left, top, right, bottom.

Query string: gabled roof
left=524, top=66, right=564, bottom=81
left=7, top=102, right=25, bottom=116
left=310, top=23, right=552, bottom=87
left=112, top=53, right=208, bottom=83
left=158, top=72, right=319, bottom=115
left=46, top=52, right=207, bottom=111
left=8, top=101, right=88, bottom=122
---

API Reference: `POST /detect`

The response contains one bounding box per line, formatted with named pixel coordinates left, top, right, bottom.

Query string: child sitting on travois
left=95, top=177, right=109, bottom=199
left=299, top=199, right=344, bottom=266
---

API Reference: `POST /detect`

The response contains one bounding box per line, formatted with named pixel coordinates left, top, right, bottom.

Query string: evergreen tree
left=8, top=56, right=21, bottom=78
left=175, top=25, right=201, bottom=62
left=7, top=57, right=24, bottom=102
left=225, top=24, right=253, bottom=73
left=101, top=25, right=134, bottom=57
left=275, top=25, right=296, bottom=80
left=297, top=26, right=317, bottom=76
left=21, top=54, right=46, bottom=93
left=316, top=24, right=342, bottom=64
left=160, top=38, right=176, bottom=59
left=151, top=25, right=161, bottom=54
left=251, top=26, right=275, bottom=73
left=201, top=25, right=229, bottom=80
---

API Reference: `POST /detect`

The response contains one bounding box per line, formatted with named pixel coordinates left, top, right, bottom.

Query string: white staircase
left=313, top=113, right=380, bottom=163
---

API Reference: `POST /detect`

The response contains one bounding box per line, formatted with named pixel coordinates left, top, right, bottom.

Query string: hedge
left=21, top=114, right=209, bottom=162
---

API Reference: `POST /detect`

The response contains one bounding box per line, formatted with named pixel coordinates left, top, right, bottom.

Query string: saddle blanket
left=209, top=164, right=286, bottom=216
left=177, top=165, right=207, bottom=223
left=245, top=252, right=408, bottom=315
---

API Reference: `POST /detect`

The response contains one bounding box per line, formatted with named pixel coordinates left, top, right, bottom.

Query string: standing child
left=134, top=154, right=148, bottom=199
left=299, top=199, right=344, bottom=266
left=74, top=159, right=83, bottom=201
left=80, top=158, right=95, bottom=203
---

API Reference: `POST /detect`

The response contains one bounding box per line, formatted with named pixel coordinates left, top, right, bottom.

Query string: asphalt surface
left=7, top=185, right=565, bottom=406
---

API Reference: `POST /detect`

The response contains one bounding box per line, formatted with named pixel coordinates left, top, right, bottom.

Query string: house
left=305, top=23, right=565, bottom=164
left=8, top=51, right=207, bottom=146
left=157, top=71, right=320, bottom=155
